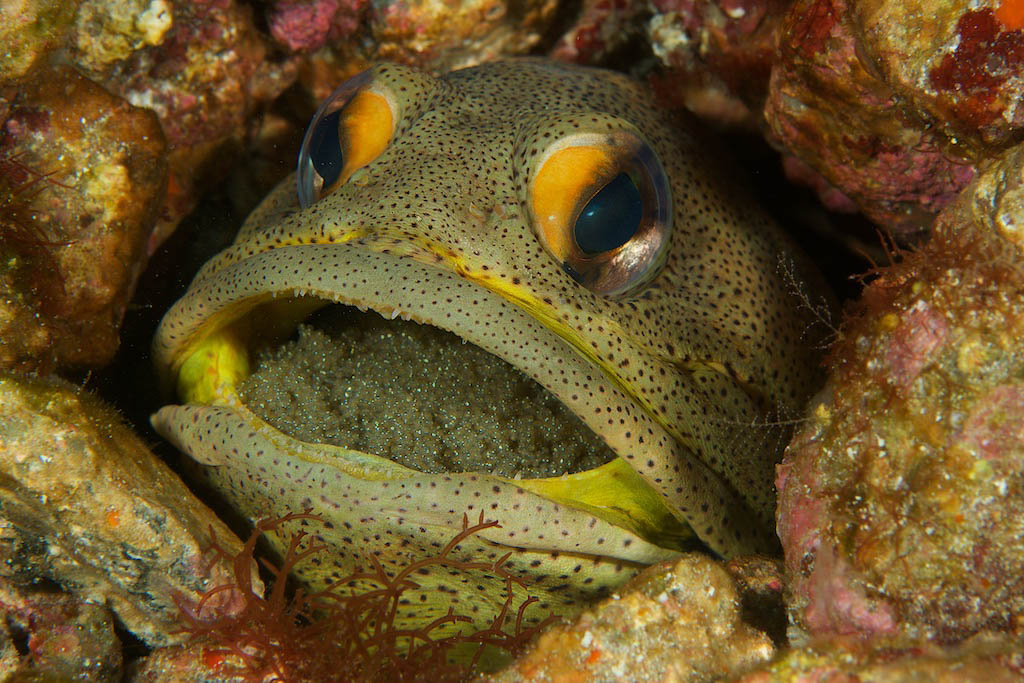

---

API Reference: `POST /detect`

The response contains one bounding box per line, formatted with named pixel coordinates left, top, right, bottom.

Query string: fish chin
left=239, top=303, right=618, bottom=479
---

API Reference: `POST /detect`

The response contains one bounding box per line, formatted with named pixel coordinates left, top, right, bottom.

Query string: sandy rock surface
left=0, top=577, right=123, bottom=682
left=777, top=141, right=1024, bottom=646
left=482, top=554, right=779, bottom=682
left=0, top=66, right=166, bottom=372
left=737, top=633, right=1024, bottom=682
left=0, top=371, right=258, bottom=646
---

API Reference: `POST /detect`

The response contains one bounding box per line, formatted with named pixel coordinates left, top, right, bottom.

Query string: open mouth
left=240, top=303, right=618, bottom=479
left=154, top=237, right=701, bottom=553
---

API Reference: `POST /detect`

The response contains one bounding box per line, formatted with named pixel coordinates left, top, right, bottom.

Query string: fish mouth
left=152, top=241, right=697, bottom=550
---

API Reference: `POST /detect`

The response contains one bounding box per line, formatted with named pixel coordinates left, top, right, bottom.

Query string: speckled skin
left=152, top=60, right=827, bottom=630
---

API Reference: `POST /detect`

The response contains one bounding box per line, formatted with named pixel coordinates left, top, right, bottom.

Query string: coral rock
left=776, top=142, right=1024, bottom=645
left=853, top=1, right=1024, bottom=153
left=0, top=65, right=166, bottom=372
left=69, top=0, right=293, bottom=251
left=0, top=0, right=76, bottom=83
left=482, top=554, right=776, bottom=681
left=267, top=0, right=366, bottom=53
left=72, top=0, right=175, bottom=71
left=765, top=0, right=975, bottom=235
left=648, top=0, right=788, bottom=128
left=737, top=634, right=1024, bottom=681
left=370, top=0, right=559, bottom=72
left=0, top=372, right=258, bottom=646
left=0, top=577, right=123, bottom=682
left=129, top=644, right=250, bottom=682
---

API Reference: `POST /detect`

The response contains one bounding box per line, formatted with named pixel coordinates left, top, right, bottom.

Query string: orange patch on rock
left=202, top=649, right=227, bottom=669
left=997, top=0, right=1024, bottom=30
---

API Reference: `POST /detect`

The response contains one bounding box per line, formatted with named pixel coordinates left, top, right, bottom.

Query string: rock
left=69, top=0, right=293, bottom=252
left=853, top=1, right=1024, bottom=154
left=370, top=0, right=559, bottom=72
left=765, top=0, right=975, bottom=235
left=551, top=0, right=647, bottom=66
left=71, top=0, right=176, bottom=72
left=648, top=0, right=788, bottom=129
left=0, top=0, right=76, bottom=84
left=481, top=554, right=776, bottom=681
left=725, top=554, right=788, bottom=646
left=737, top=634, right=1024, bottom=681
left=646, top=1, right=1024, bottom=233
left=266, top=0, right=366, bottom=54
left=0, top=577, right=123, bottom=682
left=128, top=644, right=250, bottom=682
left=776, top=142, right=1024, bottom=645
left=0, top=65, right=166, bottom=372
left=0, top=371, right=258, bottom=646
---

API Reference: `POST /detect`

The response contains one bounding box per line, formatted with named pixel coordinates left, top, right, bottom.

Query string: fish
left=151, top=59, right=829, bottom=643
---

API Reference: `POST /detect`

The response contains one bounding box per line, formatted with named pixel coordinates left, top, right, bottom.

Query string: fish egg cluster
left=240, top=305, right=617, bottom=478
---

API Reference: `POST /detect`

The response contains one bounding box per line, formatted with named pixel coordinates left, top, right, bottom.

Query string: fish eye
left=527, top=128, right=672, bottom=296
left=297, top=70, right=395, bottom=208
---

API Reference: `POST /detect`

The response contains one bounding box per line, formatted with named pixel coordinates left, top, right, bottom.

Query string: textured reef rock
left=551, top=0, right=648, bottom=65
left=0, top=372, right=257, bottom=646
left=764, top=0, right=1024, bottom=235
left=737, top=634, right=1024, bottom=681
left=766, top=0, right=972, bottom=233
left=0, top=1, right=76, bottom=84
left=0, top=578, right=123, bottom=681
left=648, top=0, right=789, bottom=128
left=69, top=0, right=283, bottom=250
left=266, top=0, right=559, bottom=70
left=0, top=0, right=298, bottom=251
left=0, top=66, right=166, bottom=372
left=646, top=1, right=1024, bottom=234
left=776, top=142, right=1024, bottom=647
left=483, top=554, right=779, bottom=681
left=266, top=0, right=366, bottom=53
left=368, top=0, right=558, bottom=71
left=855, top=1, right=1024, bottom=153
left=130, top=644, right=251, bottom=682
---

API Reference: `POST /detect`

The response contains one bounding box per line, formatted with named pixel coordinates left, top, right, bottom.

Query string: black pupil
left=310, top=108, right=344, bottom=190
left=574, top=173, right=643, bottom=255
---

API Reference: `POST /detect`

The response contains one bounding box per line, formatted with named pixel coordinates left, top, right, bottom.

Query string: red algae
left=0, top=150, right=70, bottom=313
left=176, top=512, right=559, bottom=682
left=930, top=9, right=1024, bottom=127
left=790, top=0, right=840, bottom=60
